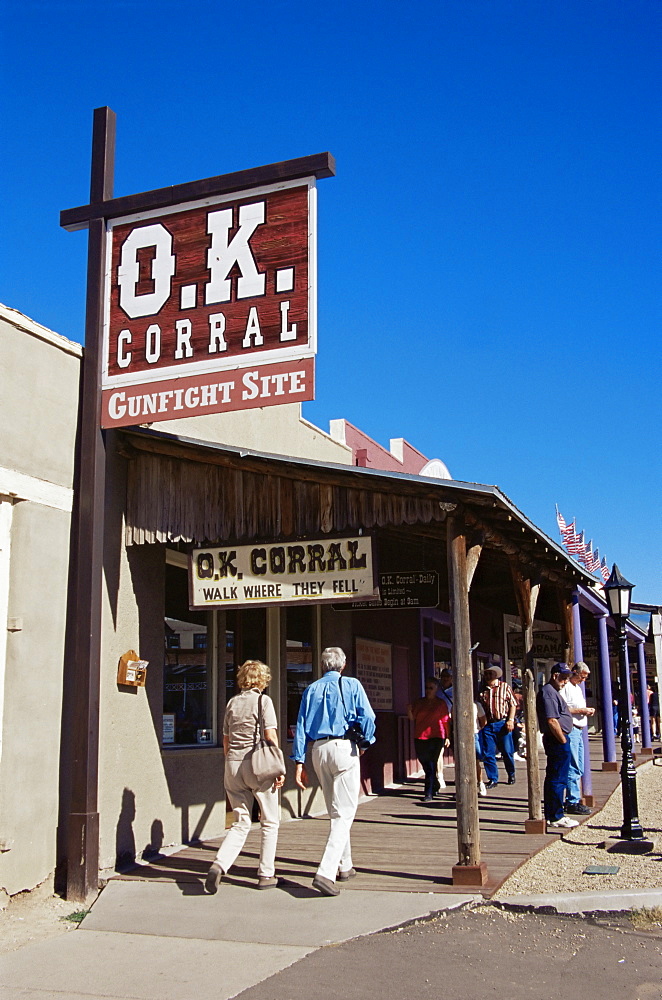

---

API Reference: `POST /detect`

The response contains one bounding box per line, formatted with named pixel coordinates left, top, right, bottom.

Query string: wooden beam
left=466, top=535, right=483, bottom=591
left=64, top=107, right=115, bottom=902
left=464, top=509, right=567, bottom=584
left=61, top=151, right=336, bottom=231
left=447, top=513, right=487, bottom=885
left=510, top=564, right=544, bottom=832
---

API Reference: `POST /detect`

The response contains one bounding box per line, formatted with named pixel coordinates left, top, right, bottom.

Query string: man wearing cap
left=536, top=663, right=578, bottom=829
left=478, top=664, right=517, bottom=788
left=562, top=662, right=595, bottom=816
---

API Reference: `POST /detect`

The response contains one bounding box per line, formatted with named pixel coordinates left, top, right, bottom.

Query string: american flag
left=556, top=506, right=609, bottom=577
left=580, top=538, right=593, bottom=565
left=556, top=507, right=582, bottom=552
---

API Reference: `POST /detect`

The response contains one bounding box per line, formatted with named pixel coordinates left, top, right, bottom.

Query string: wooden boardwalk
left=116, top=738, right=628, bottom=898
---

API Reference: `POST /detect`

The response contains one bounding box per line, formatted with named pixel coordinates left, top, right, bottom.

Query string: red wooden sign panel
left=102, top=357, right=314, bottom=428
left=101, top=178, right=316, bottom=428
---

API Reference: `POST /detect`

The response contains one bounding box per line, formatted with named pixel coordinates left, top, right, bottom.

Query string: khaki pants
left=311, top=737, right=361, bottom=882
left=215, top=755, right=280, bottom=878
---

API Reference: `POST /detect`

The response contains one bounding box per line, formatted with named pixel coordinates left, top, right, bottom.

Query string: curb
left=488, top=889, right=662, bottom=916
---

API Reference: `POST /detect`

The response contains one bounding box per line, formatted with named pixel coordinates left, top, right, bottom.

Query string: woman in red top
left=407, top=677, right=451, bottom=802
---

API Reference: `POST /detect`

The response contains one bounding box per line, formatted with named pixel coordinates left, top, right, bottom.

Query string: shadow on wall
left=115, top=789, right=167, bottom=868
left=115, top=787, right=137, bottom=871
left=144, top=818, right=164, bottom=859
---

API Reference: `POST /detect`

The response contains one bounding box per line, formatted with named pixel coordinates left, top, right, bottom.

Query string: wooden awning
left=119, top=428, right=592, bottom=590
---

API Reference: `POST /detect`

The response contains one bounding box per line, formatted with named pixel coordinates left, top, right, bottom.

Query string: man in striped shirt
left=478, top=665, right=517, bottom=789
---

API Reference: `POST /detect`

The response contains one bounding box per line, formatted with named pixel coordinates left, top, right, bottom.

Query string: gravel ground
left=0, top=877, right=84, bottom=955
left=495, top=760, right=662, bottom=898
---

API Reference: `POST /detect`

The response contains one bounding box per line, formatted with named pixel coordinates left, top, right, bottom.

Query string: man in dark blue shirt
left=292, top=646, right=375, bottom=896
left=536, top=663, right=577, bottom=829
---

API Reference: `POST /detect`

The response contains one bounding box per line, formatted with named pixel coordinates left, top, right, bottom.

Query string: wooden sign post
left=62, top=106, right=115, bottom=902
left=61, top=107, right=335, bottom=901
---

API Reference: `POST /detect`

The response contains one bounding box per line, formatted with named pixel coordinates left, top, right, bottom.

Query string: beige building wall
left=153, top=404, right=352, bottom=465
left=0, top=306, right=81, bottom=897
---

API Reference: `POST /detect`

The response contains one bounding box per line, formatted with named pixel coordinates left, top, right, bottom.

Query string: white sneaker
left=478, top=781, right=487, bottom=796
left=513, top=753, right=526, bottom=762
left=548, top=816, right=579, bottom=829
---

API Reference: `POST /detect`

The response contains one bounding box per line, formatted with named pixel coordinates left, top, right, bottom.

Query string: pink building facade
left=328, top=418, right=452, bottom=479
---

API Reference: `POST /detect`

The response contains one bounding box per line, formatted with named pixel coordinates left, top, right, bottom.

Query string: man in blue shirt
left=292, top=646, right=376, bottom=896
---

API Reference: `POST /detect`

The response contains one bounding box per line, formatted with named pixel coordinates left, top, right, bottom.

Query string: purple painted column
left=572, top=592, right=592, bottom=797
left=596, top=613, right=616, bottom=762
left=636, top=640, right=652, bottom=749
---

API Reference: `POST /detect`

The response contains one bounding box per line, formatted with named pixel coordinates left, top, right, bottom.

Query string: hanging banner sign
left=334, top=570, right=439, bottom=610
left=189, top=535, right=377, bottom=609
left=101, top=178, right=317, bottom=428
left=507, top=630, right=563, bottom=660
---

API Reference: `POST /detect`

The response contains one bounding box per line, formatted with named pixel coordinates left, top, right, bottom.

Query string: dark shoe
left=313, top=875, right=340, bottom=896
left=337, top=867, right=357, bottom=881
left=507, top=775, right=516, bottom=785
left=423, top=796, right=434, bottom=803
left=485, top=780, right=498, bottom=790
left=432, top=781, right=441, bottom=795
left=257, top=876, right=279, bottom=889
left=205, top=862, right=223, bottom=894
left=565, top=803, right=591, bottom=815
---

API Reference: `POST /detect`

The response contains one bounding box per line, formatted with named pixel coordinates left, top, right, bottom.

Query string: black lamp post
left=603, top=564, right=644, bottom=840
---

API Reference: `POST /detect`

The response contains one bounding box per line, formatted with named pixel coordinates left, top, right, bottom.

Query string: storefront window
left=163, top=562, right=214, bottom=746
left=286, top=606, right=314, bottom=739
left=224, top=608, right=267, bottom=699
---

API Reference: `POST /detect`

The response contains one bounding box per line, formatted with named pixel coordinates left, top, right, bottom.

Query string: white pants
left=311, top=737, right=361, bottom=882
left=215, top=756, right=280, bottom=878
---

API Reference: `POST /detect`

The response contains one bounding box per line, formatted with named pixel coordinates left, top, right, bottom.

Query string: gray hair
left=572, top=661, right=590, bottom=676
left=321, top=646, right=346, bottom=673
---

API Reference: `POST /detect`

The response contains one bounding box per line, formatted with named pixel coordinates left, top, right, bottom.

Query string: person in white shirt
left=562, top=662, right=595, bottom=815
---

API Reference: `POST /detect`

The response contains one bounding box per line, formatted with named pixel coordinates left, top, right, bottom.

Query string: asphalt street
left=232, top=905, right=662, bottom=1000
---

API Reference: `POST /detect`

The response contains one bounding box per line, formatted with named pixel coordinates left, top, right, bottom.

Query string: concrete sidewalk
left=2, top=878, right=660, bottom=1000
left=0, top=878, right=478, bottom=1000
left=2, top=878, right=661, bottom=999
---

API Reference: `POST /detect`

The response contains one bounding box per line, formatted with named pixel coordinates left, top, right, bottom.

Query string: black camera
left=344, top=722, right=371, bottom=751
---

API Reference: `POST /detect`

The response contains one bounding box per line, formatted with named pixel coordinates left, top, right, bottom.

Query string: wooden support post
left=447, top=514, right=487, bottom=886
left=62, top=108, right=116, bottom=903
left=466, top=535, right=483, bottom=591
left=557, top=590, right=574, bottom=668
left=510, top=566, right=545, bottom=834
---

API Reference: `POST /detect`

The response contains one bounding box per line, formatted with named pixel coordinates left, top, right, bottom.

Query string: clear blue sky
left=2, top=0, right=660, bottom=602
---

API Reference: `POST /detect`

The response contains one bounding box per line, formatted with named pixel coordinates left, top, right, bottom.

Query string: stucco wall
left=98, top=445, right=229, bottom=870
left=0, top=308, right=81, bottom=487
left=0, top=308, right=80, bottom=896
left=153, top=404, right=352, bottom=465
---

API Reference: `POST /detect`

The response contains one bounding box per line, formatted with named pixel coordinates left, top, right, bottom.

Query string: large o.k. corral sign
left=189, top=535, right=377, bottom=610
left=99, top=173, right=324, bottom=428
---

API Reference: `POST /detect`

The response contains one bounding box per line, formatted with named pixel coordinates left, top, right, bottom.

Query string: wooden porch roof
left=119, top=427, right=594, bottom=589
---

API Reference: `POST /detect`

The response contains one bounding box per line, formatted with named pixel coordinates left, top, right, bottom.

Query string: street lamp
left=603, top=564, right=644, bottom=840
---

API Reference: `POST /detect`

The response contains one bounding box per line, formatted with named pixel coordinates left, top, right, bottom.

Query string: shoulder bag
left=249, top=693, right=286, bottom=786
